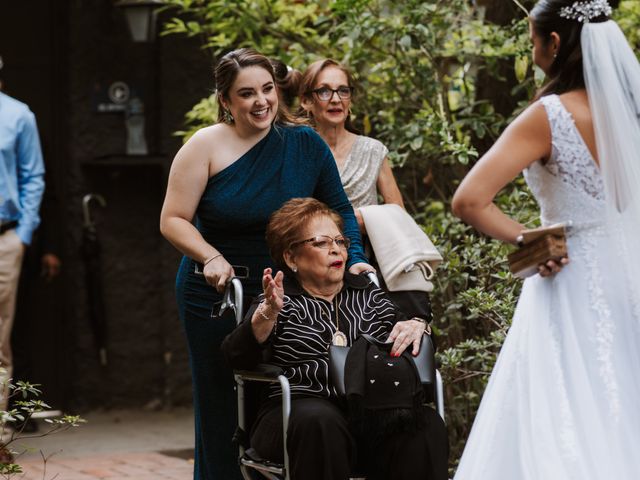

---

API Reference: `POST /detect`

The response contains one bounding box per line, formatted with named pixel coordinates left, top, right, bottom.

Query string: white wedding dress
left=454, top=94, right=640, bottom=479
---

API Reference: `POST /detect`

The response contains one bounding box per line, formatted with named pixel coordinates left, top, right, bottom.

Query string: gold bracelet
left=257, top=302, right=275, bottom=321
left=412, top=317, right=432, bottom=335
left=203, top=253, right=222, bottom=266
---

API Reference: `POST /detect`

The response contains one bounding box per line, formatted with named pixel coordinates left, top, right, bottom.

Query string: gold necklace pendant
left=329, top=291, right=347, bottom=346
left=332, top=331, right=348, bottom=346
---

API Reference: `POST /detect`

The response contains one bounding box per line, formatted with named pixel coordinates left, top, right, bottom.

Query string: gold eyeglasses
left=290, top=235, right=350, bottom=250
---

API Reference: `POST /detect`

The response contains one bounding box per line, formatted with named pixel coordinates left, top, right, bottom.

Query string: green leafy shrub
left=1, top=373, right=84, bottom=478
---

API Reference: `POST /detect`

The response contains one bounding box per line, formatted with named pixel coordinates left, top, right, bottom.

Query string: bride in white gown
left=451, top=0, right=640, bottom=478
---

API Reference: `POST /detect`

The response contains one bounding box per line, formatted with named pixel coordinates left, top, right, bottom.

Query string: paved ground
left=17, top=451, right=193, bottom=480
left=10, top=408, right=195, bottom=480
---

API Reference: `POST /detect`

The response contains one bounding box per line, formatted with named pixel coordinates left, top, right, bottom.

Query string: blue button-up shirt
left=0, top=91, right=45, bottom=245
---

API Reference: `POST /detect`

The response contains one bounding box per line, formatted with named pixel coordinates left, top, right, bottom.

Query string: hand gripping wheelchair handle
left=219, top=277, right=244, bottom=326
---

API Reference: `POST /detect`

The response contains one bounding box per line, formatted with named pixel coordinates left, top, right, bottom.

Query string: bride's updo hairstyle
left=531, top=0, right=619, bottom=98
left=214, top=48, right=298, bottom=124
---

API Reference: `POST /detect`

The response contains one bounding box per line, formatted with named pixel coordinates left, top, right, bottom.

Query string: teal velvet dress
left=175, top=124, right=366, bottom=479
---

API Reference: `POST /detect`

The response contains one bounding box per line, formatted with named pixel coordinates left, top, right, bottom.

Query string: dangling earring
left=223, top=109, right=234, bottom=124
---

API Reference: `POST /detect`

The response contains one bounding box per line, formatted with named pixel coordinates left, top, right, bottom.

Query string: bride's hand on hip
left=203, top=256, right=235, bottom=293
left=538, top=256, right=569, bottom=277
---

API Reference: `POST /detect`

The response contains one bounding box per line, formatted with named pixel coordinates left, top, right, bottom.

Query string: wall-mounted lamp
left=115, top=0, right=163, bottom=42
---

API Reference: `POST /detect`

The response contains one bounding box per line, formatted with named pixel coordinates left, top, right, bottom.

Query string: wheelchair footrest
left=241, top=448, right=285, bottom=475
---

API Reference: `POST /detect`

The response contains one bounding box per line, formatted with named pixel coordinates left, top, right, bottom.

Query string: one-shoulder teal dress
left=175, top=124, right=366, bottom=480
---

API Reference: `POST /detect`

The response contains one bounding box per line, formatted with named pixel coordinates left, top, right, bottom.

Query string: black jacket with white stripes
left=222, top=272, right=406, bottom=399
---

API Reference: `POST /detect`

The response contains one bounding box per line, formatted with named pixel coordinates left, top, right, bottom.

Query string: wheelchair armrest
left=234, top=363, right=284, bottom=382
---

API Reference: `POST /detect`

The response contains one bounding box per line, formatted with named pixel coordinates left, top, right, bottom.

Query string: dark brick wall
left=62, top=0, right=213, bottom=409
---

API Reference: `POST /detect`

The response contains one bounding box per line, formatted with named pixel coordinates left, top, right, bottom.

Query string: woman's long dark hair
left=214, top=48, right=299, bottom=124
left=531, top=0, right=617, bottom=99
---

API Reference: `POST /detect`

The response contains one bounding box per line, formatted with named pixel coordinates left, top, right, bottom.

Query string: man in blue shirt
left=0, top=57, right=45, bottom=417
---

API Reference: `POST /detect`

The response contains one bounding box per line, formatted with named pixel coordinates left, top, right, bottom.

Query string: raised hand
left=251, top=268, right=284, bottom=344
left=262, top=268, right=284, bottom=315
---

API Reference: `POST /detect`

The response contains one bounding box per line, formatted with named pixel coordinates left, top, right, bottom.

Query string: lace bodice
left=523, top=94, right=605, bottom=228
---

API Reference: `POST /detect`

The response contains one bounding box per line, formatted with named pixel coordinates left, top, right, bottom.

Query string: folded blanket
left=360, top=204, right=442, bottom=292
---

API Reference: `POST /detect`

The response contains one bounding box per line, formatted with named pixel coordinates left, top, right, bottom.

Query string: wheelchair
left=221, top=275, right=445, bottom=480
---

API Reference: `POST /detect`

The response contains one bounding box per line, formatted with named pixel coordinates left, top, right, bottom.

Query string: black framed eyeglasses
left=311, top=86, right=353, bottom=101
left=290, top=235, right=350, bottom=250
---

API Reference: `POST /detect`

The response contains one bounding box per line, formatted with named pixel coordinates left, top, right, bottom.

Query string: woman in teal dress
left=160, top=48, right=372, bottom=480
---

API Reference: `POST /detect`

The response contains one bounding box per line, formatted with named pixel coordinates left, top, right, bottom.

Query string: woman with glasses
left=299, top=59, right=404, bottom=232
left=160, top=48, right=373, bottom=480
left=299, top=60, right=435, bottom=324
left=222, top=198, right=447, bottom=480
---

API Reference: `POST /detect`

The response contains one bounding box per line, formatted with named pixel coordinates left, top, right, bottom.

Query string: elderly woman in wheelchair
left=222, top=198, right=448, bottom=480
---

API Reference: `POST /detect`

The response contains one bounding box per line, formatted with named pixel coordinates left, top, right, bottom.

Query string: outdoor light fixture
left=115, top=0, right=163, bottom=42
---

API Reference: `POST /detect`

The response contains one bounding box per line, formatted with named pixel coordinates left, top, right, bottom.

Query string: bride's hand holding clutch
left=508, top=224, right=569, bottom=278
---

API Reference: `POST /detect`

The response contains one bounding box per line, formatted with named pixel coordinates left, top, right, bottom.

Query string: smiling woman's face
left=286, top=214, right=347, bottom=291
left=307, top=66, right=352, bottom=128
left=224, top=65, right=278, bottom=133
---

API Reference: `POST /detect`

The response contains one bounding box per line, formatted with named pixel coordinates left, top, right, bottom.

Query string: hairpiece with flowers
left=559, top=0, right=612, bottom=23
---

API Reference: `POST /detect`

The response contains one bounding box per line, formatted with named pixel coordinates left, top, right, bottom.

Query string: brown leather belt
left=0, top=221, right=18, bottom=235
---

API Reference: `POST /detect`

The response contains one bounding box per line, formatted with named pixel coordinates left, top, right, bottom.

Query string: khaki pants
left=0, top=230, right=24, bottom=412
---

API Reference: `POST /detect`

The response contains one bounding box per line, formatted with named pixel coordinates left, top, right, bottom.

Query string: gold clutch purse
left=507, top=224, right=568, bottom=279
